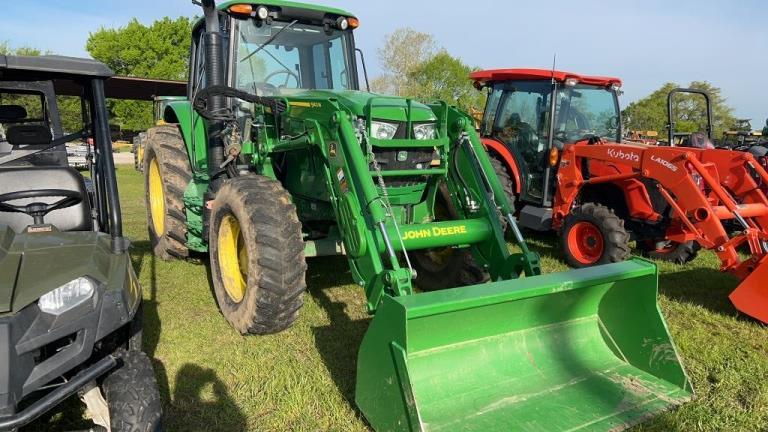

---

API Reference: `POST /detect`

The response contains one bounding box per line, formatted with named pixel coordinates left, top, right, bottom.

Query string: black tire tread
left=102, top=350, right=162, bottom=432
left=210, top=176, right=307, bottom=335
left=412, top=184, right=489, bottom=291
left=562, top=202, right=631, bottom=268
left=143, top=124, right=191, bottom=260
left=639, top=240, right=700, bottom=264
left=489, top=154, right=516, bottom=211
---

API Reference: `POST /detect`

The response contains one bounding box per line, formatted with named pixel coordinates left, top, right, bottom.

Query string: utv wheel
left=102, top=351, right=162, bottom=432
left=562, top=203, right=630, bottom=268
left=209, top=176, right=307, bottom=334
left=143, top=125, right=191, bottom=260
left=638, top=240, right=700, bottom=264
left=412, top=184, right=489, bottom=291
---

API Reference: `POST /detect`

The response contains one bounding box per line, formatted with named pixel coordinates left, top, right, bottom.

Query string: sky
left=3, top=0, right=766, bottom=127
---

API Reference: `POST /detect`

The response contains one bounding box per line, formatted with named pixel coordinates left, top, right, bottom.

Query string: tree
left=622, top=82, right=736, bottom=139
left=0, top=42, right=48, bottom=56
left=87, top=17, right=192, bottom=131
left=373, top=28, right=436, bottom=96
left=407, top=51, right=485, bottom=112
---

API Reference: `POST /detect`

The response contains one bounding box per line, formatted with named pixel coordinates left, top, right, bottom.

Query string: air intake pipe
left=200, top=0, right=226, bottom=182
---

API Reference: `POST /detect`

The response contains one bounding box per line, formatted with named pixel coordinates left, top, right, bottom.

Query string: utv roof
left=471, top=69, right=622, bottom=87
left=0, top=55, right=186, bottom=101
left=0, top=55, right=114, bottom=78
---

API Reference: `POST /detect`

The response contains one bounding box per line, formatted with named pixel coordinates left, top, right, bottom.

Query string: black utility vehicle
left=0, top=55, right=161, bottom=431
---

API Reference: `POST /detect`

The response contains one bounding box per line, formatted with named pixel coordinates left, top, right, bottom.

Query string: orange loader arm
left=555, top=142, right=768, bottom=322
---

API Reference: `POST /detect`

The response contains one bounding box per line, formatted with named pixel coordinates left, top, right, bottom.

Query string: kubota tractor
left=473, top=69, right=768, bottom=324
left=142, top=2, right=692, bottom=430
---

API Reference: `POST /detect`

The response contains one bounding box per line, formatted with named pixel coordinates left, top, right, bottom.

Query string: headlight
left=371, top=121, right=398, bottom=140
left=39, top=277, right=96, bottom=315
left=413, top=123, right=437, bottom=140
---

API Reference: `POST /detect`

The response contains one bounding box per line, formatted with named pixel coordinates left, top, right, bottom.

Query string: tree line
left=2, top=20, right=748, bottom=138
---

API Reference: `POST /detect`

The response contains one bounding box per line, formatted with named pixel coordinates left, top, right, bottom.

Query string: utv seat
left=0, top=166, right=92, bottom=233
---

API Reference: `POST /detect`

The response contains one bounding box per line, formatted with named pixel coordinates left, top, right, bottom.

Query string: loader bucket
left=356, top=259, right=691, bottom=432
left=730, top=256, right=768, bottom=323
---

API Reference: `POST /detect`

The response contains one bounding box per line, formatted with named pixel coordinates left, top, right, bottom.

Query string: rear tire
left=638, top=240, right=700, bottom=264
left=412, top=184, right=489, bottom=291
left=209, top=176, right=307, bottom=335
left=562, top=203, right=630, bottom=268
left=143, top=125, right=191, bottom=260
left=489, top=154, right=516, bottom=212
left=102, top=350, right=162, bottom=432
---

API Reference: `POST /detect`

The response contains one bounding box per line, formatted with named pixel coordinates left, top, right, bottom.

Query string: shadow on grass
left=306, top=256, right=370, bottom=420
left=131, top=240, right=246, bottom=431
left=658, top=267, right=745, bottom=318
left=169, top=364, right=248, bottom=432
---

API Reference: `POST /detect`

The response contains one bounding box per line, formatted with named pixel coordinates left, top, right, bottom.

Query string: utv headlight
left=413, top=123, right=437, bottom=140
left=39, top=277, right=96, bottom=315
left=371, top=121, right=398, bottom=140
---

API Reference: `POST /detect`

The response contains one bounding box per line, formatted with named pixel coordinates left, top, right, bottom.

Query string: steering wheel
left=264, top=70, right=300, bottom=89
left=0, top=189, right=82, bottom=226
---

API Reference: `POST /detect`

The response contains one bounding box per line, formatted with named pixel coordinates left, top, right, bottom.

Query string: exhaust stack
left=199, top=0, right=226, bottom=179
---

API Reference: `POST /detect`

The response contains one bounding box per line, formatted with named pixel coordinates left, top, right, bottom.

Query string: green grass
left=28, top=168, right=768, bottom=431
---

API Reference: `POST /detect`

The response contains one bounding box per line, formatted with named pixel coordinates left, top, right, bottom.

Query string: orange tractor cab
left=472, top=68, right=768, bottom=323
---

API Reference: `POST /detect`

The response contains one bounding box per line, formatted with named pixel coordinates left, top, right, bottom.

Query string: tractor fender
left=162, top=101, right=205, bottom=171
left=482, top=137, right=521, bottom=194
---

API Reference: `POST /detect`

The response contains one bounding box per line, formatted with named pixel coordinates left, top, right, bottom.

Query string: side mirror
left=355, top=48, right=370, bottom=92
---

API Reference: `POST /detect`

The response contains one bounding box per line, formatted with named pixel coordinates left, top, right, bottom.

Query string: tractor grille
left=370, top=147, right=438, bottom=187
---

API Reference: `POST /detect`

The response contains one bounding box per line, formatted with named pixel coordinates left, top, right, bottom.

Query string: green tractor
left=134, top=95, right=187, bottom=172
left=144, top=1, right=691, bottom=430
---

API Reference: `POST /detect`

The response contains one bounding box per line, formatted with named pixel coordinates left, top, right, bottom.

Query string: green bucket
left=355, top=259, right=691, bottom=431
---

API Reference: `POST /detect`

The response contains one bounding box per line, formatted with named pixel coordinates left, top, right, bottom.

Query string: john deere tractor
left=144, top=1, right=691, bottom=430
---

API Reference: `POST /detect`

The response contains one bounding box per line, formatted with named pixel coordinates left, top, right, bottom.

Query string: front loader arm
left=445, top=113, right=541, bottom=278
left=557, top=143, right=768, bottom=275
left=333, top=112, right=413, bottom=311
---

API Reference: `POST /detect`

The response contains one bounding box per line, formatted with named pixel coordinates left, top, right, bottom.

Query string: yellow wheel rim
left=218, top=214, right=248, bottom=303
left=148, top=157, right=166, bottom=236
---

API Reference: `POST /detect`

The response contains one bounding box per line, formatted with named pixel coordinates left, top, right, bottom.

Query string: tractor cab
left=472, top=69, right=622, bottom=224
left=189, top=2, right=361, bottom=101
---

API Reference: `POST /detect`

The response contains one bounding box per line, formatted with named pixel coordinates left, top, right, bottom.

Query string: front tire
left=102, top=351, right=162, bottom=432
left=638, top=240, right=700, bottom=264
left=562, top=203, right=630, bottom=268
left=209, top=176, right=307, bottom=335
left=412, top=184, right=488, bottom=291
left=143, top=125, right=191, bottom=260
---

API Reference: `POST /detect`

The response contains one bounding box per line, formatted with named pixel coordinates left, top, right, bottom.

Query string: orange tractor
left=472, top=68, right=768, bottom=323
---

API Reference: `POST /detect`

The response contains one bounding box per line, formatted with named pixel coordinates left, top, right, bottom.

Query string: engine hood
left=0, top=226, right=116, bottom=314
left=280, top=89, right=438, bottom=123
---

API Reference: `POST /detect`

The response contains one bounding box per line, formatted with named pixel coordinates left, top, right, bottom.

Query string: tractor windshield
left=554, top=84, right=620, bottom=144
left=235, top=19, right=356, bottom=94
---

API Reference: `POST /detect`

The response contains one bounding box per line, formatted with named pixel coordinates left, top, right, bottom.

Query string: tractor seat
left=0, top=166, right=92, bottom=233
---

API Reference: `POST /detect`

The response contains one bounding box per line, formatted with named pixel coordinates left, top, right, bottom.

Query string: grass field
left=28, top=167, right=768, bottom=431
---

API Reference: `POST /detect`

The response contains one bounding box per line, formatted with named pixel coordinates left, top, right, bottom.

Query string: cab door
left=484, top=81, right=553, bottom=205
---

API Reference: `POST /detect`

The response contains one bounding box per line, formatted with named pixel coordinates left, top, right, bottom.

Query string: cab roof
left=0, top=55, right=114, bottom=78
left=217, top=0, right=355, bottom=20
left=471, top=68, right=622, bottom=87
